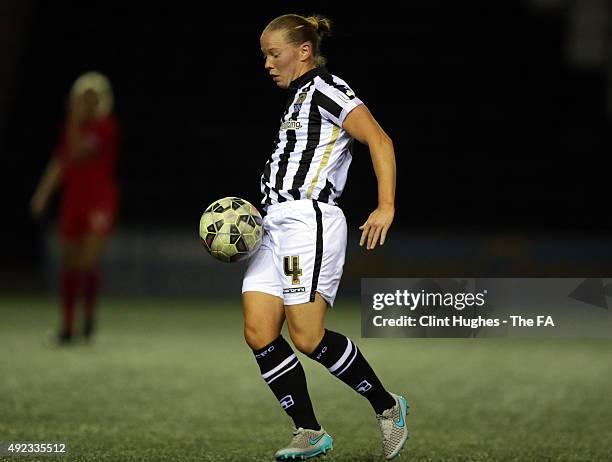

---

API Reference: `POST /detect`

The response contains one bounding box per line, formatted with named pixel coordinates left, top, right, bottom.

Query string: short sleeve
left=313, top=82, right=363, bottom=127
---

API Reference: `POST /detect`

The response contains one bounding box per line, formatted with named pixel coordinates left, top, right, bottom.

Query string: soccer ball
left=199, top=197, right=263, bottom=263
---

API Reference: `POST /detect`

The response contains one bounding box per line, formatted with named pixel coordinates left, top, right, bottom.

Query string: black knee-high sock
left=308, top=329, right=396, bottom=414
left=253, top=335, right=320, bottom=430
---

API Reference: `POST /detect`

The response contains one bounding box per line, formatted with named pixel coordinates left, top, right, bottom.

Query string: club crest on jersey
left=293, top=92, right=308, bottom=113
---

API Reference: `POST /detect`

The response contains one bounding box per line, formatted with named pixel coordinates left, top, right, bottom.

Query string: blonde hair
left=264, top=14, right=332, bottom=67
left=69, top=71, right=114, bottom=116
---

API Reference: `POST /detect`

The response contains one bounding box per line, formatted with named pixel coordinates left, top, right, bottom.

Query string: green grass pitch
left=1, top=296, right=612, bottom=461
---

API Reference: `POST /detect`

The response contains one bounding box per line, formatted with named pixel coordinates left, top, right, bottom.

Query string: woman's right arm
left=30, top=157, right=63, bottom=219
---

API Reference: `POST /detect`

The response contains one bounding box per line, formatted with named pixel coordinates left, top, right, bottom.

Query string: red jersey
left=56, top=114, right=120, bottom=206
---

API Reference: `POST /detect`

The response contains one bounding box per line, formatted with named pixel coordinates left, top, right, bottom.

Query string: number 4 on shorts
left=283, top=256, right=302, bottom=285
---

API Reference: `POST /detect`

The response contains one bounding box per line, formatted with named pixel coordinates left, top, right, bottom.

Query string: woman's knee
left=243, top=324, right=280, bottom=350
left=284, top=294, right=328, bottom=355
left=288, top=327, right=324, bottom=355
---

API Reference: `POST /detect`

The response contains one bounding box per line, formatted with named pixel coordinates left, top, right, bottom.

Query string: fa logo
left=280, top=395, right=295, bottom=410
left=356, top=380, right=372, bottom=394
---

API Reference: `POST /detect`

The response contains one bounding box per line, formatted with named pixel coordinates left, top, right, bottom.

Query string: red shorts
left=59, top=199, right=118, bottom=241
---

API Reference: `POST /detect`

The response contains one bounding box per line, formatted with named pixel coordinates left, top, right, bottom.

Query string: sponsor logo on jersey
left=280, top=120, right=302, bottom=131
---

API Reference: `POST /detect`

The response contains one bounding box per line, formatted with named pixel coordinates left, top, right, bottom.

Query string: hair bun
left=306, top=15, right=331, bottom=38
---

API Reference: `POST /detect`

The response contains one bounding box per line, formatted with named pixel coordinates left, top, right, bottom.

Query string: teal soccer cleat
left=274, top=427, right=333, bottom=460
left=376, top=393, right=410, bottom=460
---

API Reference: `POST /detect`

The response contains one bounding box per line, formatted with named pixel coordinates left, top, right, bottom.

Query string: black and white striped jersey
left=260, top=67, right=363, bottom=208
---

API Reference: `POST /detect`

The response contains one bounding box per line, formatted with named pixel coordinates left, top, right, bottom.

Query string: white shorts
left=242, top=200, right=347, bottom=306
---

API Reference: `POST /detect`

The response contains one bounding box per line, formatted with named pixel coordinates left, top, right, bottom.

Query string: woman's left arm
left=343, top=104, right=396, bottom=250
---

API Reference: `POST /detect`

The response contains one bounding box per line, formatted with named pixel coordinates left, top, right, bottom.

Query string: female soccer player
left=30, top=71, right=120, bottom=343
left=242, top=14, right=408, bottom=460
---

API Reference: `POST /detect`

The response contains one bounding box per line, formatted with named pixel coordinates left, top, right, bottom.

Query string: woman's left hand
left=359, top=204, right=394, bottom=250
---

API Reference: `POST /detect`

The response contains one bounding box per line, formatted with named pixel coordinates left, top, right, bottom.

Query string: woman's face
left=260, top=30, right=301, bottom=89
left=73, top=88, right=100, bottom=120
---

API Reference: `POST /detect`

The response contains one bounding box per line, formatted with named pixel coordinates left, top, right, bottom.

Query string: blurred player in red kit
left=30, top=71, right=120, bottom=343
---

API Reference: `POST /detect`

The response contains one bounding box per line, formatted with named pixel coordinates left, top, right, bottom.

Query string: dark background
left=2, top=0, right=611, bottom=280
